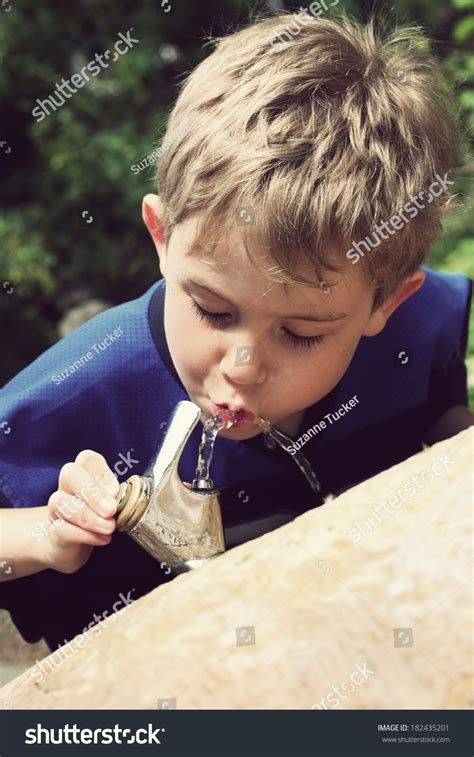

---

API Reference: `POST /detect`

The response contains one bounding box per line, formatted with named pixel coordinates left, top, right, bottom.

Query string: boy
left=0, top=13, right=472, bottom=651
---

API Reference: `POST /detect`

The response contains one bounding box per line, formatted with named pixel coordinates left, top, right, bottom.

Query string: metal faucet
left=114, top=401, right=225, bottom=573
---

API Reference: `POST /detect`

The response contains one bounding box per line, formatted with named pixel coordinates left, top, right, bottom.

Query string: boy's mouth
left=211, top=402, right=256, bottom=427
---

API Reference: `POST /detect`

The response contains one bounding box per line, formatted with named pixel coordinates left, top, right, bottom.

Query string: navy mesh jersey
left=0, top=266, right=471, bottom=648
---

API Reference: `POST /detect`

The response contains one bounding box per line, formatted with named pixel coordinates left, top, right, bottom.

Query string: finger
left=49, top=492, right=116, bottom=535
left=183, top=481, right=192, bottom=490
left=75, top=450, right=120, bottom=498
left=53, top=519, right=113, bottom=548
left=58, top=462, right=117, bottom=519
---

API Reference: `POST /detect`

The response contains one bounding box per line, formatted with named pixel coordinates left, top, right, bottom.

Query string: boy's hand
left=42, top=450, right=120, bottom=574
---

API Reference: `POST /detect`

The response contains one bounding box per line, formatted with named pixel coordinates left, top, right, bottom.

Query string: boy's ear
left=363, top=268, right=426, bottom=337
left=142, top=194, right=167, bottom=272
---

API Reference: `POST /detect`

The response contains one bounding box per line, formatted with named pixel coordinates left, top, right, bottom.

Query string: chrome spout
left=115, top=401, right=225, bottom=573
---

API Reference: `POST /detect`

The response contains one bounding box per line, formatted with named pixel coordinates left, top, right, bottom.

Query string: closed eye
left=190, top=300, right=325, bottom=349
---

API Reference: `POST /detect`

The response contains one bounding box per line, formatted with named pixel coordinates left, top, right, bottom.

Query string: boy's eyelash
left=191, top=300, right=228, bottom=325
left=190, top=300, right=325, bottom=349
left=282, top=331, right=325, bottom=349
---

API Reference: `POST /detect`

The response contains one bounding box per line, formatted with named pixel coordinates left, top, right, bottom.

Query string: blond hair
left=156, top=12, right=463, bottom=309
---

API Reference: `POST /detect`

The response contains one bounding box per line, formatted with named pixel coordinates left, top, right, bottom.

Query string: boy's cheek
left=165, top=318, right=213, bottom=385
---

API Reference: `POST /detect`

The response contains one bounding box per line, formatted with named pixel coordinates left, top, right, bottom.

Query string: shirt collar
left=148, top=279, right=185, bottom=390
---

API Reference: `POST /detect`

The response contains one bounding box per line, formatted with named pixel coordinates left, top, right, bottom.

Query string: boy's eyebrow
left=183, top=277, right=348, bottom=322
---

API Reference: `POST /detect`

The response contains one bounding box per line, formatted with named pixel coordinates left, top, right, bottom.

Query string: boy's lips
left=211, top=402, right=256, bottom=426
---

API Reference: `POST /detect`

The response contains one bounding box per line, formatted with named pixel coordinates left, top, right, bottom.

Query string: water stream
left=192, top=412, right=236, bottom=490
left=192, top=409, right=321, bottom=494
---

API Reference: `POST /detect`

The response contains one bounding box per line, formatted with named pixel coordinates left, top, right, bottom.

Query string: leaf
left=453, top=15, right=474, bottom=43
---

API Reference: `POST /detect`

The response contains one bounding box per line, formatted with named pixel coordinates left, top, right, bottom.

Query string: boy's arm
left=423, top=404, right=474, bottom=445
left=0, top=506, right=52, bottom=581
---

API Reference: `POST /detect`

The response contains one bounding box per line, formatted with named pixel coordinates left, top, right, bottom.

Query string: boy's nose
left=219, top=343, right=267, bottom=386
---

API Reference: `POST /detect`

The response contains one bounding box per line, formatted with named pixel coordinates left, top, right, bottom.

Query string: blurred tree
left=0, top=0, right=244, bottom=382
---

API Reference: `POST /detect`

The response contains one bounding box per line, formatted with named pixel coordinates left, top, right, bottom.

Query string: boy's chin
left=216, top=424, right=262, bottom=441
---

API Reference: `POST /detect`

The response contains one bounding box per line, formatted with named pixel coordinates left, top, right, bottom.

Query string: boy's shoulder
left=348, top=266, right=472, bottom=373
left=0, top=278, right=184, bottom=508
left=316, top=266, right=472, bottom=442
left=418, top=265, right=472, bottom=313
left=3, top=279, right=165, bottom=399
left=393, top=266, right=472, bottom=366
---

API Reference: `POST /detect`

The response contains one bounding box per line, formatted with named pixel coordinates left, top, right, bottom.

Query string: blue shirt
left=0, top=266, right=471, bottom=647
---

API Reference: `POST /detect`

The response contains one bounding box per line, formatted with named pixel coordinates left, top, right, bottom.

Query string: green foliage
left=0, top=0, right=233, bottom=380
left=453, top=0, right=474, bottom=12
left=0, top=209, right=56, bottom=295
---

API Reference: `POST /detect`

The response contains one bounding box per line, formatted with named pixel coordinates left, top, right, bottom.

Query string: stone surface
left=58, top=298, right=112, bottom=337
left=1, top=428, right=472, bottom=709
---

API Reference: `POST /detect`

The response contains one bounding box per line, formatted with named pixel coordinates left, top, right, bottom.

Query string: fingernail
left=99, top=497, right=117, bottom=517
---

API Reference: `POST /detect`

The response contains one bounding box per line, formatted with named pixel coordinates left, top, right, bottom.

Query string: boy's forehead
left=182, top=219, right=256, bottom=261
left=173, top=217, right=370, bottom=314
left=179, top=217, right=311, bottom=281
left=182, top=228, right=305, bottom=294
